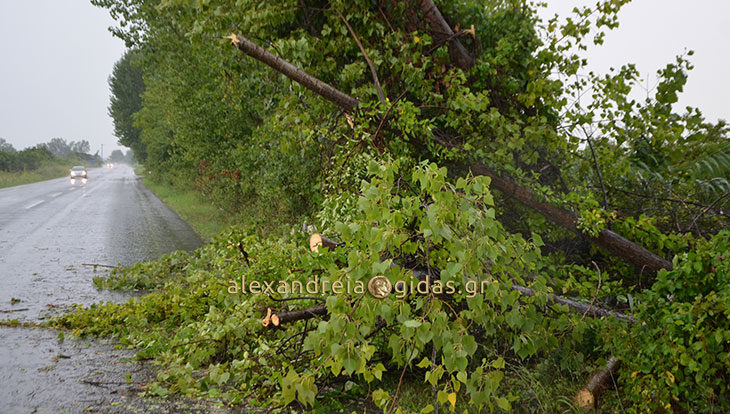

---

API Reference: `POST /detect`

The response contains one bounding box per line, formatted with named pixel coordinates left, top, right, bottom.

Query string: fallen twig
left=81, top=263, right=118, bottom=269
left=80, top=379, right=141, bottom=388
left=0, top=308, right=29, bottom=313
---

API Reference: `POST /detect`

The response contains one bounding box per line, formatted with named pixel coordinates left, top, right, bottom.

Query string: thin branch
left=687, top=190, right=730, bottom=232
left=336, top=9, right=386, bottom=105
left=81, top=263, right=118, bottom=269
left=581, top=261, right=603, bottom=321
left=269, top=296, right=325, bottom=303
left=364, top=318, right=387, bottom=340
left=431, top=343, right=439, bottom=414
left=581, top=127, right=609, bottom=210
left=81, top=379, right=142, bottom=387
left=373, top=90, right=408, bottom=145
left=0, top=308, right=29, bottom=313
left=387, top=335, right=418, bottom=414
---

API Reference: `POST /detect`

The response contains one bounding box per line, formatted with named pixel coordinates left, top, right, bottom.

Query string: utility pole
left=101, top=144, right=104, bottom=161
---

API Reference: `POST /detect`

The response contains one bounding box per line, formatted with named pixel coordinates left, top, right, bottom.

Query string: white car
left=70, top=166, right=87, bottom=179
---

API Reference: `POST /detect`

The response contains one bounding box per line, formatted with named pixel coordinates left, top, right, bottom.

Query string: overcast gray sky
left=540, top=1, right=730, bottom=123
left=0, top=0, right=125, bottom=155
left=0, top=1, right=728, bottom=156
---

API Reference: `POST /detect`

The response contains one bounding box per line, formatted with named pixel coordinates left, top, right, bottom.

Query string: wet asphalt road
left=0, top=165, right=204, bottom=412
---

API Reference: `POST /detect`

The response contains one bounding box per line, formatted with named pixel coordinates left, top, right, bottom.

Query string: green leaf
left=403, top=320, right=422, bottom=329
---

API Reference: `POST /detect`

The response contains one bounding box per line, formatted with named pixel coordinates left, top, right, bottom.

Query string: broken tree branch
left=81, top=263, right=118, bottom=269
left=0, top=308, right=30, bottom=313
left=575, top=356, right=621, bottom=409
left=316, top=233, right=635, bottom=323
left=309, top=233, right=342, bottom=252
left=418, top=0, right=475, bottom=71
left=469, top=163, right=673, bottom=275
left=336, top=9, right=386, bottom=105
left=511, top=284, right=635, bottom=324
left=264, top=304, right=328, bottom=327
left=263, top=278, right=634, bottom=329
left=227, top=34, right=359, bottom=112
left=262, top=281, right=635, bottom=328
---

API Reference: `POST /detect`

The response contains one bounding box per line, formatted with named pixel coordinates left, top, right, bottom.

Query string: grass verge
left=0, top=163, right=73, bottom=189
left=140, top=176, right=233, bottom=241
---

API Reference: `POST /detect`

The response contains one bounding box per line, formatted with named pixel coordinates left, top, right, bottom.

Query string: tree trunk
left=575, top=356, right=621, bottom=409
left=227, top=34, right=359, bottom=112
left=418, top=0, right=475, bottom=71
left=469, top=164, right=673, bottom=275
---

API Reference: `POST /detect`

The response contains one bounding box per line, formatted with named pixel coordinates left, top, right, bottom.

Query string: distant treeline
left=0, top=137, right=103, bottom=172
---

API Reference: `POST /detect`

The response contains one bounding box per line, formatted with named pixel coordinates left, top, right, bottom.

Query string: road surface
left=0, top=165, right=205, bottom=412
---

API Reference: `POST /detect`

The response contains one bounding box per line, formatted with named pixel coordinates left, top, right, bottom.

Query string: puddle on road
left=0, top=327, right=234, bottom=413
left=0, top=326, right=147, bottom=413
left=0, top=265, right=144, bottom=322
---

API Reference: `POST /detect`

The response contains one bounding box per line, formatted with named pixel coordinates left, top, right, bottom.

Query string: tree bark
left=227, top=34, right=359, bottom=112
left=575, top=356, right=621, bottom=408
left=266, top=304, right=328, bottom=327
left=511, top=284, right=635, bottom=324
left=309, top=233, right=342, bottom=252
left=418, top=0, right=475, bottom=71
left=469, top=164, right=673, bottom=275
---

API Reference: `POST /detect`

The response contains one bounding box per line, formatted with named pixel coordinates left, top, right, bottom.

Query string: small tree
left=0, top=138, right=15, bottom=153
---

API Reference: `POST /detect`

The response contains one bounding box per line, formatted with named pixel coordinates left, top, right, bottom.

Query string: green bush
left=609, top=231, right=730, bottom=412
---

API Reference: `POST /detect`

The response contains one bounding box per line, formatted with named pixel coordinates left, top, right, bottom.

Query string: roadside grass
left=0, top=163, right=72, bottom=189
left=140, top=176, right=235, bottom=241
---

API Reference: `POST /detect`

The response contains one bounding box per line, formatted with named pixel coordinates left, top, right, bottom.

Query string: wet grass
left=0, top=163, right=72, bottom=189
left=140, top=177, right=234, bottom=241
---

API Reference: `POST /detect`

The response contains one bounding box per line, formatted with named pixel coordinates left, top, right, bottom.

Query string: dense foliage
left=108, top=50, right=147, bottom=162
left=60, top=0, right=729, bottom=411
left=0, top=144, right=55, bottom=172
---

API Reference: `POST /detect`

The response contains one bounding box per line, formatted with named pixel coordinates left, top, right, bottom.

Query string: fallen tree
left=226, top=33, right=673, bottom=276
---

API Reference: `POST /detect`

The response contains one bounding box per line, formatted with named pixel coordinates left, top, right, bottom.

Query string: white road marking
left=51, top=192, right=63, bottom=198
left=25, top=200, right=45, bottom=209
